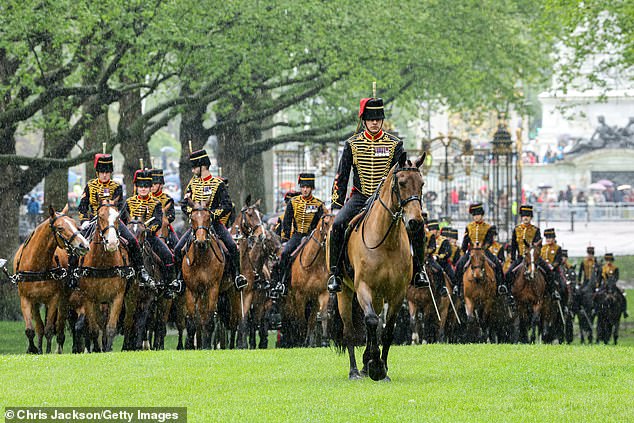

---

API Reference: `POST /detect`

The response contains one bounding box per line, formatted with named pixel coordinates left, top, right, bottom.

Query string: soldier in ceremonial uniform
left=454, top=203, right=506, bottom=297
left=505, top=204, right=545, bottom=288
left=448, top=228, right=462, bottom=265
left=577, top=246, right=598, bottom=287
left=487, top=225, right=505, bottom=263
left=173, top=149, right=246, bottom=288
left=217, top=177, right=237, bottom=228
left=273, top=191, right=300, bottom=236
left=122, top=170, right=177, bottom=292
left=327, top=97, right=426, bottom=292
left=68, top=154, right=154, bottom=289
left=540, top=228, right=565, bottom=299
left=599, top=253, right=628, bottom=318
left=150, top=168, right=179, bottom=250
left=435, top=226, right=455, bottom=286
left=271, top=173, right=325, bottom=296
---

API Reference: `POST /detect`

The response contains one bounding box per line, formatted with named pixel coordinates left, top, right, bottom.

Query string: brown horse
left=406, top=270, right=453, bottom=344
left=226, top=196, right=267, bottom=349
left=283, top=212, right=334, bottom=347
left=73, top=199, right=132, bottom=352
left=333, top=153, right=425, bottom=381
left=182, top=200, right=226, bottom=349
left=462, top=243, right=497, bottom=342
left=13, top=205, right=89, bottom=353
left=510, top=241, right=545, bottom=343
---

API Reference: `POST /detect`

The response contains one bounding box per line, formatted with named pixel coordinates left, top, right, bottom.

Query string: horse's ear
left=415, top=152, right=427, bottom=169
left=245, top=194, right=252, bottom=207
left=61, top=204, right=69, bottom=215
left=49, top=205, right=56, bottom=218
left=254, top=199, right=261, bottom=208
left=398, top=151, right=407, bottom=168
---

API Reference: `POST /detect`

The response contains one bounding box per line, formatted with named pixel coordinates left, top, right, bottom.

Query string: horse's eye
left=399, top=181, right=406, bottom=188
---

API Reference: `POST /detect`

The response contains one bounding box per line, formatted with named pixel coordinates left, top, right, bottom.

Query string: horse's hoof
left=360, top=366, right=368, bottom=378
left=368, top=359, right=387, bottom=381
left=380, top=375, right=392, bottom=383
left=349, top=370, right=363, bottom=380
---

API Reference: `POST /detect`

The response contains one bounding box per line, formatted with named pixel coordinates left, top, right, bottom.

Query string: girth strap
left=11, top=267, right=68, bottom=283
left=73, top=266, right=135, bottom=280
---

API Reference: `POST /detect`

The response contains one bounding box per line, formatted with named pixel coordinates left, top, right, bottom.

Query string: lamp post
left=491, top=114, right=516, bottom=239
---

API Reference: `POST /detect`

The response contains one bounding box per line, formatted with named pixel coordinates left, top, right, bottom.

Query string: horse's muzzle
left=406, top=218, right=423, bottom=233
left=194, top=239, right=209, bottom=251
left=75, top=243, right=90, bottom=257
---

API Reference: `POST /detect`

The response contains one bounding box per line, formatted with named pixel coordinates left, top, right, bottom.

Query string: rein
left=189, top=206, right=223, bottom=262
left=299, top=214, right=333, bottom=268
left=361, top=166, right=422, bottom=250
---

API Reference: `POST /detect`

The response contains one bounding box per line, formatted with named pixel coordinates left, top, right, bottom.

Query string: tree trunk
left=43, top=101, right=72, bottom=209
left=83, top=110, right=112, bottom=184
left=118, top=87, right=147, bottom=197
left=178, top=85, right=206, bottom=193
left=0, top=118, right=22, bottom=261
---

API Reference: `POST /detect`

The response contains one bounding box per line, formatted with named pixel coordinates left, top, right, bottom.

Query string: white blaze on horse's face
left=530, top=247, right=535, bottom=278
left=65, top=218, right=90, bottom=254
left=104, top=207, right=120, bottom=252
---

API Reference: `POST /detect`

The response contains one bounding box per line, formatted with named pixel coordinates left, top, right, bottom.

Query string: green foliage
left=0, top=339, right=633, bottom=421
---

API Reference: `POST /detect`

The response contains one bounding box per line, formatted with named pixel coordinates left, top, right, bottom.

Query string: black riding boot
left=232, top=253, right=247, bottom=290
left=162, top=265, right=180, bottom=298
left=269, top=262, right=284, bottom=298
left=327, top=230, right=344, bottom=293
left=130, top=247, right=154, bottom=287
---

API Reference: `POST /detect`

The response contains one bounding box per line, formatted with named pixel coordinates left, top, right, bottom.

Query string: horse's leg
left=44, top=298, right=59, bottom=354
left=121, top=285, right=137, bottom=351
left=20, top=297, right=39, bottom=354
left=337, top=289, right=360, bottom=380
left=33, top=305, right=45, bottom=354
left=200, top=293, right=212, bottom=350
left=105, top=289, right=125, bottom=352
left=356, top=282, right=385, bottom=382
left=184, top=288, right=197, bottom=349
left=379, top=303, right=402, bottom=382
left=317, top=291, right=330, bottom=347
left=56, top=292, right=69, bottom=354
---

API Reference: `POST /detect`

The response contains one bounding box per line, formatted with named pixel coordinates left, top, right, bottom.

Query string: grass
left=0, top=344, right=633, bottom=422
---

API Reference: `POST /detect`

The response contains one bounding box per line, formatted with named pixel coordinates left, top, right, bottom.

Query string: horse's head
left=240, top=195, right=265, bottom=242
left=469, top=242, right=486, bottom=281
left=159, top=204, right=170, bottom=239
left=318, top=210, right=335, bottom=240
left=127, top=219, right=148, bottom=244
left=522, top=239, right=536, bottom=280
left=391, top=152, right=426, bottom=233
left=48, top=204, right=90, bottom=256
left=189, top=199, right=212, bottom=250
left=97, top=199, right=120, bottom=252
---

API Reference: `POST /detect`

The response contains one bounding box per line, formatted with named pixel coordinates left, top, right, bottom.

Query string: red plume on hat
left=359, top=98, right=371, bottom=118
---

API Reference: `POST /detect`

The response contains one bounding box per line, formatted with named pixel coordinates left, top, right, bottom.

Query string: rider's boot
left=163, top=264, right=180, bottom=298
left=129, top=247, right=154, bottom=287
left=269, top=263, right=284, bottom=298
left=327, top=230, right=343, bottom=293
left=232, top=253, right=247, bottom=290
left=412, top=257, right=428, bottom=288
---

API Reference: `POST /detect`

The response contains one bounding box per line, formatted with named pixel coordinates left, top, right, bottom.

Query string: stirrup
left=439, top=286, right=448, bottom=297
left=497, top=285, right=508, bottom=295
left=327, top=274, right=342, bottom=293
left=234, top=274, right=247, bottom=290
left=551, top=291, right=561, bottom=300
left=414, top=267, right=431, bottom=288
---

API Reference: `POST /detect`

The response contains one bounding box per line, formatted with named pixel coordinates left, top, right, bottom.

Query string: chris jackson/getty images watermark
left=3, top=407, right=187, bottom=423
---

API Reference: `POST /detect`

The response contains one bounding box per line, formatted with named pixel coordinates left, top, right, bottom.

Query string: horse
left=12, top=205, right=89, bottom=353
left=282, top=212, right=334, bottom=347
left=594, top=276, right=624, bottom=345
left=406, top=268, right=454, bottom=344
left=572, top=264, right=599, bottom=344
left=226, top=196, right=267, bottom=349
left=121, top=218, right=161, bottom=351
left=182, top=200, right=226, bottom=349
left=332, top=152, right=425, bottom=381
left=462, top=242, right=498, bottom=342
left=510, top=241, right=545, bottom=344
left=72, top=199, right=133, bottom=352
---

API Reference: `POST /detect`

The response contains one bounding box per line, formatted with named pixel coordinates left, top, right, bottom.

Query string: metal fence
left=535, top=203, right=634, bottom=223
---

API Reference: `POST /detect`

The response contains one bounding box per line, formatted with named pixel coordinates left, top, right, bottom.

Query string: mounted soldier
left=327, top=97, right=426, bottom=292
left=423, top=219, right=448, bottom=293
left=217, top=177, right=237, bottom=228
left=447, top=227, right=462, bottom=265
left=577, top=246, right=599, bottom=287
left=487, top=225, right=505, bottom=263
left=435, top=226, right=455, bottom=286
left=173, top=149, right=246, bottom=288
left=271, top=172, right=325, bottom=296
left=599, top=253, right=628, bottom=318
left=540, top=228, right=565, bottom=299
left=69, top=153, right=153, bottom=289
left=150, top=168, right=178, bottom=250
left=121, top=169, right=177, bottom=293
left=273, top=191, right=300, bottom=237
left=505, top=204, right=543, bottom=289
left=454, top=202, right=506, bottom=298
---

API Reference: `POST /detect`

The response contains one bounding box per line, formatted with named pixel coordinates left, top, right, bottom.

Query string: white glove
left=81, top=221, right=90, bottom=229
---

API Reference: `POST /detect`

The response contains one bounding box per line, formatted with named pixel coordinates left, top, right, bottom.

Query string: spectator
left=450, top=187, right=459, bottom=213
left=565, top=185, right=573, bottom=204
left=27, top=196, right=41, bottom=228
left=577, top=190, right=587, bottom=203
left=557, top=190, right=565, bottom=203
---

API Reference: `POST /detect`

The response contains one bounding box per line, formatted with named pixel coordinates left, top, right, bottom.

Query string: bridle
left=240, top=205, right=265, bottom=244
left=49, top=213, right=84, bottom=255
left=190, top=206, right=213, bottom=244
left=362, top=165, right=423, bottom=250
left=96, top=203, right=120, bottom=250
left=469, top=245, right=486, bottom=281
left=300, top=213, right=334, bottom=268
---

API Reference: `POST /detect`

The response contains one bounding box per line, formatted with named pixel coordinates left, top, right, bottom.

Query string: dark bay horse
left=595, top=278, right=624, bottom=345
left=73, top=199, right=132, bottom=352
left=462, top=243, right=497, bottom=342
left=13, top=205, right=89, bottom=353
left=510, top=241, right=545, bottom=344
left=333, top=153, right=425, bottom=381
left=283, top=212, right=334, bottom=347
left=182, top=200, right=225, bottom=349
left=406, top=270, right=453, bottom=344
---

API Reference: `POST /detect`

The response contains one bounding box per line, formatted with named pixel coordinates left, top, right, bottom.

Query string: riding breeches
left=146, top=235, right=174, bottom=267
left=280, top=233, right=304, bottom=272
left=329, top=193, right=368, bottom=271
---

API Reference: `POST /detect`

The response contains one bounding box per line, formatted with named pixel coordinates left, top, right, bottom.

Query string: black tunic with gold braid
left=511, top=223, right=542, bottom=260
left=540, top=243, right=562, bottom=270
left=78, top=179, right=124, bottom=223
left=461, top=221, right=493, bottom=252
left=151, top=191, right=176, bottom=224
left=182, top=175, right=232, bottom=219
left=121, top=195, right=162, bottom=235
left=578, top=256, right=598, bottom=284
left=281, top=195, right=324, bottom=241
left=331, top=130, right=403, bottom=208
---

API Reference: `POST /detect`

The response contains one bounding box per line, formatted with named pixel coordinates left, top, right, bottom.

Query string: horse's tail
left=331, top=294, right=365, bottom=353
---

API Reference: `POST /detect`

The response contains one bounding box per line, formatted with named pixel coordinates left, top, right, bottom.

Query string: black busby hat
left=151, top=169, right=165, bottom=185
left=469, top=202, right=484, bottom=216
left=298, top=172, right=315, bottom=189
left=544, top=228, right=556, bottom=238
left=284, top=190, right=300, bottom=204
left=449, top=228, right=459, bottom=240
left=189, top=149, right=211, bottom=168
left=604, top=253, right=614, bottom=261
left=359, top=98, right=385, bottom=121
left=440, top=226, right=452, bottom=236
left=134, top=170, right=153, bottom=187
left=587, top=246, right=595, bottom=254
left=519, top=204, right=533, bottom=217
left=427, top=219, right=439, bottom=231
left=94, top=154, right=114, bottom=173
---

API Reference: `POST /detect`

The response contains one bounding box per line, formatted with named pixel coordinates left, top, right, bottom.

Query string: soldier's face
left=97, top=172, right=111, bottom=183
left=546, top=237, right=554, bottom=244
left=521, top=216, right=531, bottom=224
left=300, top=186, right=312, bottom=198
left=137, top=186, right=150, bottom=197
left=151, top=183, right=161, bottom=193
left=192, top=166, right=202, bottom=177
left=365, top=119, right=383, bottom=134
left=473, top=214, right=483, bottom=223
